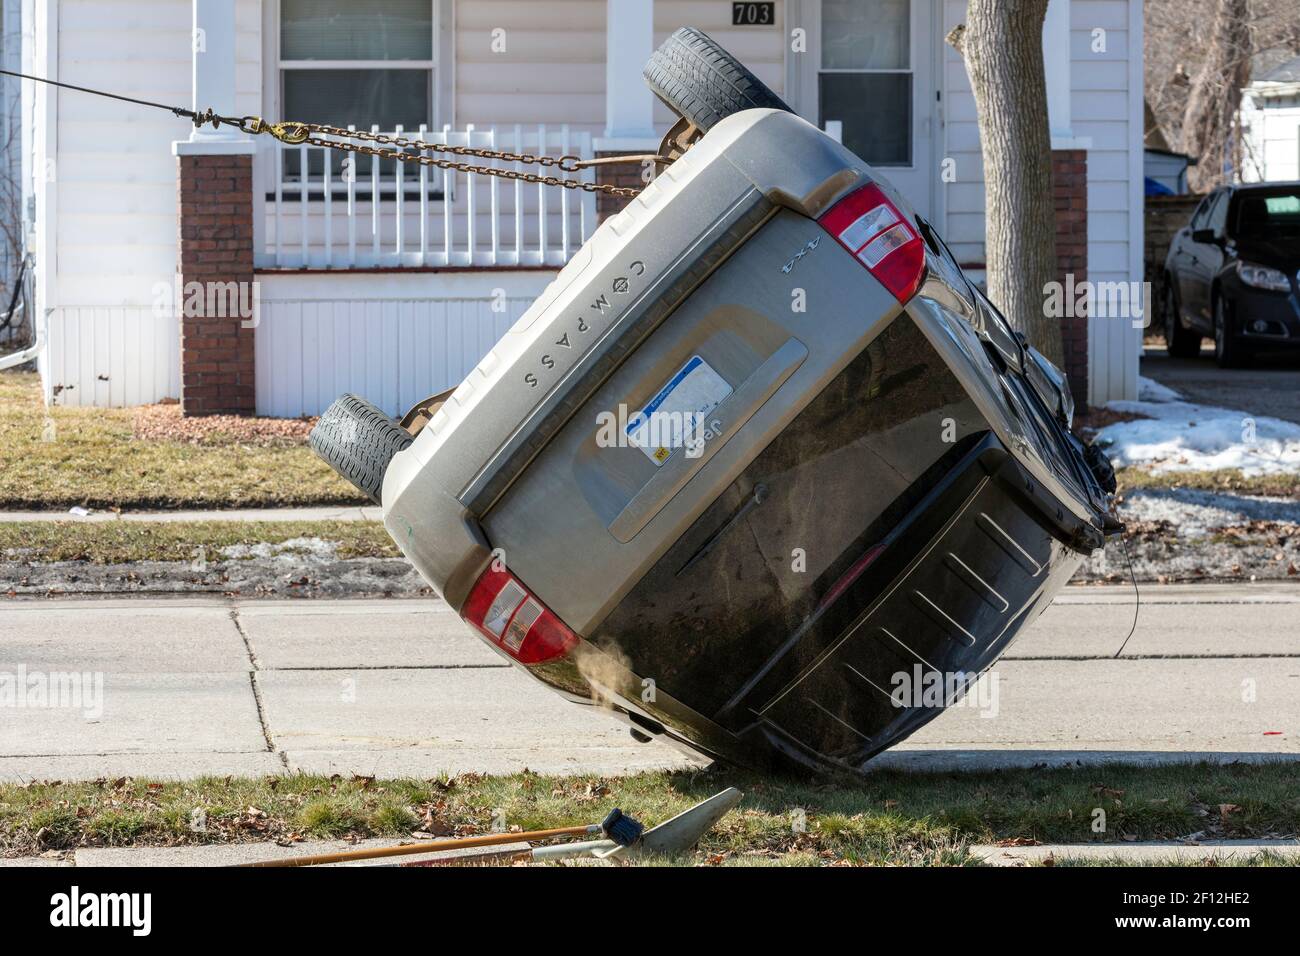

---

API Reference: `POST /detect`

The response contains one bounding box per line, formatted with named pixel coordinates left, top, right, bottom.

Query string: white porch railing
left=255, top=125, right=599, bottom=270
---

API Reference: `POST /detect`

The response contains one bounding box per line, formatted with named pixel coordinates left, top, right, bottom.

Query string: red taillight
left=460, top=563, right=578, bottom=665
left=818, top=183, right=926, bottom=303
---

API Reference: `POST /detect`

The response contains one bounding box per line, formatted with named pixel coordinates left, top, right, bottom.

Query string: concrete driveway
left=1, top=585, right=1297, bottom=780
left=1142, top=345, right=1300, bottom=424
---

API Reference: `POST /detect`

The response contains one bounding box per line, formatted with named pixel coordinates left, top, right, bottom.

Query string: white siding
left=455, top=0, right=607, bottom=134
left=939, top=2, right=984, bottom=264
left=36, top=0, right=261, bottom=408
left=42, top=305, right=179, bottom=406
left=940, top=0, right=1141, bottom=403
left=32, top=0, right=260, bottom=404
left=1241, top=93, right=1300, bottom=183
left=454, top=0, right=788, bottom=136
left=253, top=270, right=553, bottom=417
left=47, top=0, right=260, bottom=308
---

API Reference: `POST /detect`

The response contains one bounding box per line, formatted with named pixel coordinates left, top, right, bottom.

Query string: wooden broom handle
left=236, top=825, right=595, bottom=867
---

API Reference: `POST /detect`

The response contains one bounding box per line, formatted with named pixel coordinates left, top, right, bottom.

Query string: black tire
left=1163, top=280, right=1201, bottom=358
left=643, top=26, right=793, bottom=133
left=310, top=393, right=413, bottom=504
left=1213, top=295, right=1251, bottom=369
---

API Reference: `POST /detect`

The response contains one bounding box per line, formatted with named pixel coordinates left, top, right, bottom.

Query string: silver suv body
left=377, top=108, right=1115, bottom=775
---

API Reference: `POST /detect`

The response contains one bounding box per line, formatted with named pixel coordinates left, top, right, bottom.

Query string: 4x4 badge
left=781, top=236, right=821, bottom=274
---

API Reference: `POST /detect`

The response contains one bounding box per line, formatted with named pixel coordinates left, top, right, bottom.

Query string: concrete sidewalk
left=4, top=837, right=532, bottom=867
left=19, top=838, right=1300, bottom=868
left=0, top=584, right=1297, bottom=781
left=972, top=839, right=1300, bottom=866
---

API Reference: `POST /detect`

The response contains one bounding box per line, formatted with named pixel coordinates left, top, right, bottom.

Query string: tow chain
left=237, top=116, right=659, bottom=198
left=0, top=69, right=662, bottom=199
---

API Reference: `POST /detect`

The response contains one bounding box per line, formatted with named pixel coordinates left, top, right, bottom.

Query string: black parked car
left=1163, top=181, right=1300, bottom=367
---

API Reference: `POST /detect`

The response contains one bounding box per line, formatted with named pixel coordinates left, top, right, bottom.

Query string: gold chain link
left=239, top=117, right=645, bottom=198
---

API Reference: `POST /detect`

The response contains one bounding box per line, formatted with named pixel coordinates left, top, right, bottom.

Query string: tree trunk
left=1181, top=0, right=1252, bottom=192
left=954, top=0, right=1062, bottom=366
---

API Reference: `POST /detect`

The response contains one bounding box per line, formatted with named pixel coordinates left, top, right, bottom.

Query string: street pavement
left=1, top=584, right=1297, bottom=781
left=1141, top=346, right=1300, bottom=424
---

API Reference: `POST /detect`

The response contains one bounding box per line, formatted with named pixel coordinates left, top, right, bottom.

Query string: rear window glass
left=1233, top=189, right=1300, bottom=238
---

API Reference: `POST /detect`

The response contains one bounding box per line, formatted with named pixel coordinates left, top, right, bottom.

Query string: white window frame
left=812, top=0, right=918, bottom=169
left=785, top=0, right=943, bottom=224
left=260, top=0, right=450, bottom=197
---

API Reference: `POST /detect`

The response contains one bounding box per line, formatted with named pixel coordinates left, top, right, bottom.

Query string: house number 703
left=732, top=2, right=775, bottom=26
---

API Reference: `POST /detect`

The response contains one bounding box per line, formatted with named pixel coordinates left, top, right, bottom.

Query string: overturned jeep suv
left=311, top=28, right=1121, bottom=777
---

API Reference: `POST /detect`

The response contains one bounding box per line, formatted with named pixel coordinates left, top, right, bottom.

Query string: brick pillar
left=595, top=152, right=647, bottom=221
left=177, top=153, right=256, bottom=416
left=1051, top=149, right=1088, bottom=409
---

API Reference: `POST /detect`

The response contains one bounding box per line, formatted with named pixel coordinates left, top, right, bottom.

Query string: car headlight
left=1236, top=261, right=1292, bottom=292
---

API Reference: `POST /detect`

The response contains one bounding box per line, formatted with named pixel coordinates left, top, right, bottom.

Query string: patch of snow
left=220, top=537, right=340, bottom=561
left=1097, top=390, right=1300, bottom=476
left=1117, top=488, right=1300, bottom=538
left=1137, top=375, right=1183, bottom=403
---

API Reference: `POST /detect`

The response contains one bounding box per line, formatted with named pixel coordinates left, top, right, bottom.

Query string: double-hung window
left=278, top=0, right=436, bottom=185
left=819, top=0, right=912, bottom=167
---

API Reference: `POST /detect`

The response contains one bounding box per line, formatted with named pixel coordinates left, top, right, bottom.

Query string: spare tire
left=643, top=26, right=794, bottom=133
left=310, top=393, right=413, bottom=505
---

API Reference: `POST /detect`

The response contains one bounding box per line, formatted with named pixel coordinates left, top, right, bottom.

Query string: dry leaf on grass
left=995, top=836, right=1042, bottom=847
left=131, top=403, right=314, bottom=446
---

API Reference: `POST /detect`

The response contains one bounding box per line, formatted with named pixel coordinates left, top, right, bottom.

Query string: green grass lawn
left=0, top=371, right=365, bottom=509
left=0, top=520, right=398, bottom=563
left=5, top=368, right=1291, bottom=509
left=4, top=763, right=1298, bottom=865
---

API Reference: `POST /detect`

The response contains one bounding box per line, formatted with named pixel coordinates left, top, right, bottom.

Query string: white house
left=9, top=0, right=1144, bottom=414
left=1241, top=54, right=1300, bottom=184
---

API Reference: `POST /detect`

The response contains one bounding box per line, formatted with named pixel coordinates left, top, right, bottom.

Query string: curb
left=973, top=840, right=1300, bottom=866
